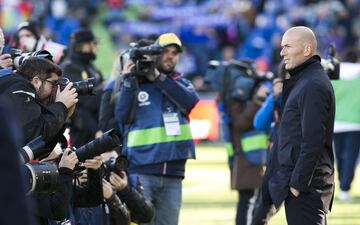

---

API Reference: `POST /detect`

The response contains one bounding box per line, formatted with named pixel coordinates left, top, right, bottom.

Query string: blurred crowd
left=2, top=0, right=360, bottom=83
left=104, top=0, right=360, bottom=78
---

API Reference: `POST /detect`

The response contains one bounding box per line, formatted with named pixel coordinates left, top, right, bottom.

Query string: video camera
left=21, top=129, right=121, bottom=195
left=205, top=59, right=273, bottom=103
left=120, top=43, right=163, bottom=77
left=321, top=44, right=340, bottom=80
left=57, top=77, right=95, bottom=96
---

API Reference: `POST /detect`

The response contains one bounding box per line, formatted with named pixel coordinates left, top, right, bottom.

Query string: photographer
left=206, top=58, right=271, bottom=225
left=102, top=152, right=154, bottom=224
left=32, top=147, right=104, bottom=225
left=115, top=33, right=199, bottom=225
left=226, top=83, right=270, bottom=225
left=0, top=57, right=78, bottom=148
left=32, top=148, right=78, bottom=225
left=75, top=150, right=155, bottom=225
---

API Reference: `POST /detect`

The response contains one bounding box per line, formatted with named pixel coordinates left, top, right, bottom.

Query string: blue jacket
left=115, top=74, right=199, bottom=177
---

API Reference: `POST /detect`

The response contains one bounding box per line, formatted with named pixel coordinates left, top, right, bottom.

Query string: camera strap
left=101, top=200, right=110, bottom=225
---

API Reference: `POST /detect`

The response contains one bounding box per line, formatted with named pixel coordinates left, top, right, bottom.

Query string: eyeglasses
left=41, top=79, right=58, bottom=86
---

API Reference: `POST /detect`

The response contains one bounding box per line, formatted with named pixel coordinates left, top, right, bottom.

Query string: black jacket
left=267, top=56, right=335, bottom=212
left=0, top=98, right=37, bottom=225
left=60, top=51, right=104, bottom=147
left=106, top=193, right=131, bottom=225
left=118, top=183, right=154, bottom=223
left=0, top=73, right=68, bottom=148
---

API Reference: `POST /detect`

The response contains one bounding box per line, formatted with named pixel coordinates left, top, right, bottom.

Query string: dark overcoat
left=265, top=55, right=336, bottom=213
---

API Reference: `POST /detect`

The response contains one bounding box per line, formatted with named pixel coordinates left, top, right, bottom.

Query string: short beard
left=156, top=60, right=174, bottom=75
left=37, top=83, right=50, bottom=105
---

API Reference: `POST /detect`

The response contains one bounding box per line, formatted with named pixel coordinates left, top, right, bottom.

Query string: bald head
left=280, top=26, right=318, bottom=70
left=286, top=26, right=317, bottom=54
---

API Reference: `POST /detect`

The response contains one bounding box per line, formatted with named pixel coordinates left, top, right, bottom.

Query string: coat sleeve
left=117, top=185, right=155, bottom=223
left=114, top=77, right=139, bottom=135
left=289, top=82, right=332, bottom=192
left=73, top=169, right=103, bottom=207
left=153, top=75, right=199, bottom=115
left=253, top=94, right=274, bottom=131
left=106, top=193, right=131, bottom=225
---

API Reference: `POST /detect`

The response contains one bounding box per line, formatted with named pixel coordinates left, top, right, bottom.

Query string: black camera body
left=58, top=77, right=95, bottom=96
left=102, top=155, right=129, bottom=180
left=122, top=43, right=163, bottom=77
left=205, top=59, right=273, bottom=116
left=205, top=59, right=273, bottom=101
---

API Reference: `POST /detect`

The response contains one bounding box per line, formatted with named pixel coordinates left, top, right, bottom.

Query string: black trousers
left=285, top=192, right=327, bottom=225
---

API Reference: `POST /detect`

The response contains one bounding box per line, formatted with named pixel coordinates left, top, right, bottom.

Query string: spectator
left=60, top=28, right=104, bottom=148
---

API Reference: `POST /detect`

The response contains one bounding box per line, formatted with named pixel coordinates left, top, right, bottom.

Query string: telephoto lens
left=75, top=129, right=121, bottom=162
left=24, top=162, right=59, bottom=195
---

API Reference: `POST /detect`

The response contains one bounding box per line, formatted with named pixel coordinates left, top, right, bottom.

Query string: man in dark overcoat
left=265, top=26, right=336, bottom=225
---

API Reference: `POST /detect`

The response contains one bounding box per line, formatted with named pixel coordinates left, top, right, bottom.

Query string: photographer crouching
left=99, top=151, right=154, bottom=225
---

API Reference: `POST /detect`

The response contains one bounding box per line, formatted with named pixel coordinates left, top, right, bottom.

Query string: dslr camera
left=102, top=155, right=129, bottom=180
left=57, top=77, right=95, bottom=96
left=120, top=43, right=163, bottom=76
